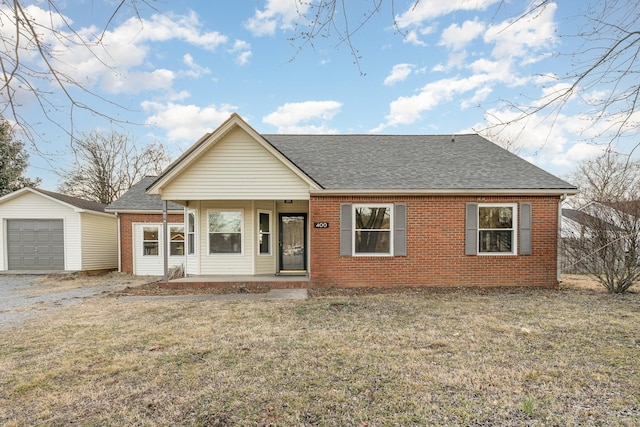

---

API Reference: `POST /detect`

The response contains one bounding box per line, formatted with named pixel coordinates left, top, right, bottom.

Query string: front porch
left=163, top=274, right=310, bottom=289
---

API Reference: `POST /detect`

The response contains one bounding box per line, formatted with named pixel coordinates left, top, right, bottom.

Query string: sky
left=2, top=0, right=631, bottom=190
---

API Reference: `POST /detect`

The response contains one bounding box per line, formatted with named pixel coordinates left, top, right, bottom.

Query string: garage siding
left=80, top=212, right=118, bottom=270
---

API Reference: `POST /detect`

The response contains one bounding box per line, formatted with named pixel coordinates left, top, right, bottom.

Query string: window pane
left=259, top=234, right=270, bottom=254
left=355, top=207, right=390, bottom=230
left=209, top=212, right=241, bottom=233
left=210, top=233, right=242, bottom=253
left=188, top=213, right=195, bottom=233
left=144, top=242, right=158, bottom=256
left=479, top=207, right=513, bottom=229
left=259, top=212, right=270, bottom=233
left=479, top=230, right=513, bottom=253
left=143, top=227, right=158, bottom=240
left=355, top=230, right=390, bottom=253
left=170, top=226, right=184, bottom=241
left=170, top=242, right=184, bottom=256
left=188, top=235, right=195, bottom=255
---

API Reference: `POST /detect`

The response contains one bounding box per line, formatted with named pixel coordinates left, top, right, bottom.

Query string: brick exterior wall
left=118, top=213, right=184, bottom=274
left=309, top=195, right=561, bottom=288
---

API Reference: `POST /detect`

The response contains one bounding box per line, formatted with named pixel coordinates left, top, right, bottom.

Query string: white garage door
left=7, top=219, right=65, bottom=270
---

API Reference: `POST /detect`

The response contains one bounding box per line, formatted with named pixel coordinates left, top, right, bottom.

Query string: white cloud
left=0, top=5, right=230, bottom=97
left=460, top=86, right=492, bottom=109
left=484, top=3, right=557, bottom=61
left=384, top=64, right=415, bottom=86
left=245, top=0, right=309, bottom=36
left=396, top=0, right=501, bottom=29
left=181, top=53, right=211, bottom=78
left=230, top=40, right=252, bottom=66
left=376, top=2, right=559, bottom=132
left=101, top=69, right=176, bottom=94
left=142, top=101, right=237, bottom=142
left=439, top=20, right=485, bottom=51
left=263, top=101, right=342, bottom=133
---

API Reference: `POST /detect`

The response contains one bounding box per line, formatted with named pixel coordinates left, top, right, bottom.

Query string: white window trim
left=186, top=210, right=197, bottom=256
left=142, top=225, right=160, bottom=257
left=207, top=209, right=244, bottom=256
left=352, top=203, right=394, bottom=257
left=478, top=203, right=518, bottom=256
left=257, top=210, right=272, bottom=256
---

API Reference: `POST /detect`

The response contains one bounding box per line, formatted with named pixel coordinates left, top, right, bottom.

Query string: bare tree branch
left=57, top=130, right=170, bottom=204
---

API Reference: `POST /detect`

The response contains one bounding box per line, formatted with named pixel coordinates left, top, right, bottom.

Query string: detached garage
left=0, top=188, right=118, bottom=272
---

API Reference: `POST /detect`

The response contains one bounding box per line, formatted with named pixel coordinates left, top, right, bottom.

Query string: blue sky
left=4, top=1, right=623, bottom=189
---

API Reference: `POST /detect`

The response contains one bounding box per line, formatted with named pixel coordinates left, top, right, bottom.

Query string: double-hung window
left=340, top=203, right=406, bottom=257
left=466, top=202, right=532, bottom=256
left=258, top=211, right=271, bottom=255
left=354, top=204, right=393, bottom=255
left=187, top=211, right=196, bottom=255
left=143, top=226, right=159, bottom=256
left=208, top=210, right=243, bottom=254
left=169, top=225, right=185, bottom=256
left=478, top=204, right=517, bottom=254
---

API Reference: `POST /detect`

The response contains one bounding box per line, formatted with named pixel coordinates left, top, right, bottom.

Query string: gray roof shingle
left=106, top=177, right=184, bottom=212
left=34, top=189, right=108, bottom=213
left=262, top=134, right=576, bottom=190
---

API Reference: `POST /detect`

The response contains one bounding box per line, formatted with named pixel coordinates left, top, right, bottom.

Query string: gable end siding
left=159, top=128, right=311, bottom=200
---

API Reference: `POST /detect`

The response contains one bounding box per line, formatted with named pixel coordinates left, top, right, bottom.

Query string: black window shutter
left=340, top=203, right=352, bottom=256
left=519, top=202, right=532, bottom=255
left=465, top=203, right=478, bottom=255
left=394, top=203, right=407, bottom=256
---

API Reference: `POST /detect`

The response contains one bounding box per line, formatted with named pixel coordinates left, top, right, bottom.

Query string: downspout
left=115, top=212, right=121, bottom=272
left=557, top=194, right=567, bottom=283
left=163, top=200, right=168, bottom=282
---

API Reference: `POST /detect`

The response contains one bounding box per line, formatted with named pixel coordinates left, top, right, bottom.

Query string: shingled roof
left=32, top=188, right=108, bottom=213
left=106, top=177, right=184, bottom=212
left=262, top=134, right=576, bottom=191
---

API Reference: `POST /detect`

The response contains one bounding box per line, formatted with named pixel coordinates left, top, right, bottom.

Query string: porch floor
left=165, top=274, right=310, bottom=289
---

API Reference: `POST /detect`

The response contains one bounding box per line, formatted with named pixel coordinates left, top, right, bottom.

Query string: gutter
left=310, top=188, right=579, bottom=196
left=115, top=212, right=121, bottom=273
left=558, top=193, right=568, bottom=283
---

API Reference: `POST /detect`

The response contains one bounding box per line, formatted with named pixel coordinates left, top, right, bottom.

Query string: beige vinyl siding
left=255, top=201, right=276, bottom=275
left=276, top=200, right=310, bottom=214
left=0, top=191, right=80, bottom=271
left=80, top=212, right=118, bottom=270
left=199, top=201, right=254, bottom=275
left=160, top=128, right=311, bottom=200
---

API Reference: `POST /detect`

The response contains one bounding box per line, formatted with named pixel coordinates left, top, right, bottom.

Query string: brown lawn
left=0, top=275, right=638, bottom=426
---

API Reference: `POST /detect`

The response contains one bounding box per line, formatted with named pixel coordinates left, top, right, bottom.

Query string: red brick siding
left=118, top=213, right=184, bottom=274
left=309, top=195, right=560, bottom=288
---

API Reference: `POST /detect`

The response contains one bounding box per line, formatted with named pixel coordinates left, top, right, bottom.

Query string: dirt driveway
left=0, top=273, right=155, bottom=327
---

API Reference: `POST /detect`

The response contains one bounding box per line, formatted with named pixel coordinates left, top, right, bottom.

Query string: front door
left=279, top=213, right=307, bottom=273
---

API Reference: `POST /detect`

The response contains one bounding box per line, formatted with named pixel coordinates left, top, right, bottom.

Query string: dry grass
left=1, top=275, right=639, bottom=426
left=27, top=271, right=157, bottom=296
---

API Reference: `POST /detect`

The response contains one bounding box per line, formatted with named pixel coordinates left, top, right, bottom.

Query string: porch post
left=163, top=200, right=168, bottom=282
